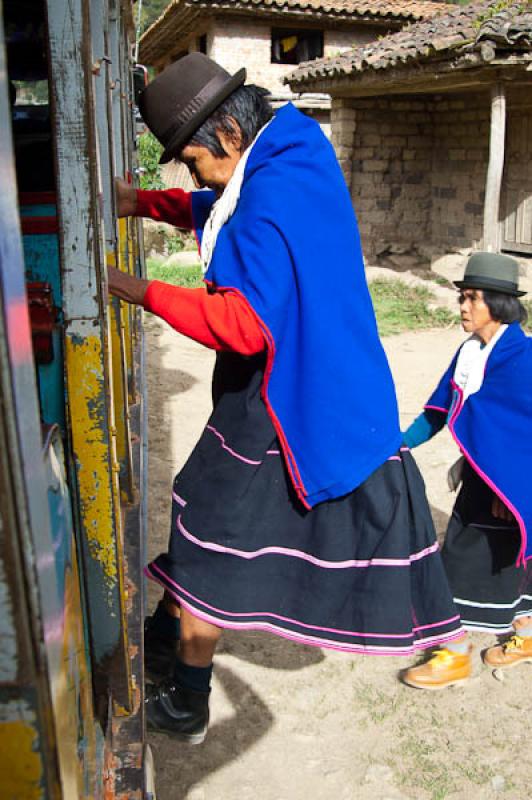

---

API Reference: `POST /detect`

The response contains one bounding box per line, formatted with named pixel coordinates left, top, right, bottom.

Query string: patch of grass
left=147, top=258, right=203, bottom=288
left=396, top=731, right=458, bottom=800
left=352, top=681, right=406, bottom=724
left=369, top=279, right=459, bottom=337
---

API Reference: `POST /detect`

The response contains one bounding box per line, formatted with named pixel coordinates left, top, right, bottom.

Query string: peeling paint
left=0, top=530, right=18, bottom=681
left=65, top=333, right=118, bottom=586
left=0, top=720, right=44, bottom=799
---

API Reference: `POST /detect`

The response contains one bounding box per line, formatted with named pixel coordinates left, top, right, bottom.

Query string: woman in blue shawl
left=108, top=54, right=463, bottom=741
left=403, top=253, right=532, bottom=691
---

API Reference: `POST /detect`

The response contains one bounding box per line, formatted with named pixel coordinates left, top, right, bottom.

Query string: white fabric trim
left=454, top=594, right=532, bottom=610
left=200, top=119, right=272, bottom=274
left=453, top=324, right=507, bottom=403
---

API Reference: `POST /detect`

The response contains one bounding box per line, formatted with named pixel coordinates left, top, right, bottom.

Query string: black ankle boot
left=145, top=680, right=210, bottom=744
left=144, top=615, right=179, bottom=683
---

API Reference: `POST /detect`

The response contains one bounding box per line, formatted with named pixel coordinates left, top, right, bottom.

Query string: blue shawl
left=191, top=103, right=401, bottom=507
left=426, top=322, right=532, bottom=564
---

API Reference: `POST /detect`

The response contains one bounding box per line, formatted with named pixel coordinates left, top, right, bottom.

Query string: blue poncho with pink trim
left=426, top=321, right=532, bottom=564
left=190, top=103, right=401, bottom=508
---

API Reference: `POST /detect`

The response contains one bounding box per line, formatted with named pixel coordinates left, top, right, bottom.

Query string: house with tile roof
left=287, top=0, right=532, bottom=263
left=139, top=0, right=449, bottom=135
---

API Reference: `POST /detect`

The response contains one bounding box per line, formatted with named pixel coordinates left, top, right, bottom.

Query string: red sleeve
left=136, top=188, right=194, bottom=229
left=143, top=280, right=266, bottom=355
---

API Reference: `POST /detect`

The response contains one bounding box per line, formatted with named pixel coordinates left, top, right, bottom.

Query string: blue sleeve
left=403, top=409, right=446, bottom=449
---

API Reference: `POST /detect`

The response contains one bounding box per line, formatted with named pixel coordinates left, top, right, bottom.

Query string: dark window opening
left=271, top=28, right=323, bottom=65
left=4, top=0, right=55, bottom=192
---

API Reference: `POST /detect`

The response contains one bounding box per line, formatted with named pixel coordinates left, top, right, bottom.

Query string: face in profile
left=179, top=131, right=242, bottom=197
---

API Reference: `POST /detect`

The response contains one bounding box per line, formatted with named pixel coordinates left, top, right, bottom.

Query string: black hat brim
left=454, top=277, right=526, bottom=297
left=158, top=68, right=246, bottom=164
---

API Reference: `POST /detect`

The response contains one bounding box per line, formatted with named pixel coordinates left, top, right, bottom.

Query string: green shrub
left=147, top=259, right=203, bottom=288
left=138, top=131, right=165, bottom=190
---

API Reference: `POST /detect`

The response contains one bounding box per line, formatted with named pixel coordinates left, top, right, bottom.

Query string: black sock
left=174, top=658, right=213, bottom=693
left=149, top=601, right=181, bottom=640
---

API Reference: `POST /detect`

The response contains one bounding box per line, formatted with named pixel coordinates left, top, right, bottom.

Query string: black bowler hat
left=454, top=252, right=526, bottom=297
left=138, top=53, right=246, bottom=164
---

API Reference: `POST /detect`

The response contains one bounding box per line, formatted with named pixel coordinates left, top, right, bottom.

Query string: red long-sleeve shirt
left=137, top=188, right=265, bottom=354
left=136, top=188, right=195, bottom=229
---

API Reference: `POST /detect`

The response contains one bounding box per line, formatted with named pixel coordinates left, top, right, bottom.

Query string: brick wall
left=431, top=92, right=490, bottom=250
left=339, top=97, right=433, bottom=259
left=324, top=26, right=383, bottom=57
left=331, top=98, right=357, bottom=187
left=209, top=18, right=391, bottom=95
left=331, top=92, right=493, bottom=260
left=210, top=17, right=294, bottom=94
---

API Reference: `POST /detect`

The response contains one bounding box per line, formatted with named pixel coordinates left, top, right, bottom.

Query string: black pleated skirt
left=146, top=352, right=462, bottom=654
left=442, top=462, right=532, bottom=633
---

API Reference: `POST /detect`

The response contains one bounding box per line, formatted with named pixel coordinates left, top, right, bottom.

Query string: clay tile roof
left=286, top=0, right=532, bottom=87
left=177, top=0, right=451, bottom=18
left=476, top=4, right=532, bottom=47
left=140, top=0, right=451, bottom=58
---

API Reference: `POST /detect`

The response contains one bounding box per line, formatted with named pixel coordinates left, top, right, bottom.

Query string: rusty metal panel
left=91, top=0, right=135, bottom=503
left=0, top=15, right=100, bottom=795
left=46, top=0, right=132, bottom=708
left=41, top=426, right=106, bottom=799
left=2, top=1, right=149, bottom=795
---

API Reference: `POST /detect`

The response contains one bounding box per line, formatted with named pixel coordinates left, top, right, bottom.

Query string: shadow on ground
left=219, top=628, right=325, bottom=670
left=149, top=663, right=273, bottom=799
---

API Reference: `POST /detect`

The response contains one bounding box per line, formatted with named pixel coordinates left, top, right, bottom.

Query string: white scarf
left=200, top=119, right=272, bottom=273
left=453, top=324, right=507, bottom=403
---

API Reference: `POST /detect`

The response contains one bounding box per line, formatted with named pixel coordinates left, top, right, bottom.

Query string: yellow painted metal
left=0, top=720, right=44, bottom=799
left=118, top=218, right=134, bottom=390
left=51, top=546, right=100, bottom=798
left=108, top=252, right=127, bottom=479
left=127, top=215, right=139, bottom=399
left=64, top=330, right=133, bottom=707
left=108, top=247, right=135, bottom=502
left=65, top=333, right=120, bottom=582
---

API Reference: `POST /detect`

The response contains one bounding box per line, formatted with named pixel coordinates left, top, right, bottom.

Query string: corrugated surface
left=287, top=0, right=532, bottom=85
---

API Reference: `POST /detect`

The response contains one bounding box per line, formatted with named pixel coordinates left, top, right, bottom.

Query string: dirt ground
left=144, top=311, right=530, bottom=800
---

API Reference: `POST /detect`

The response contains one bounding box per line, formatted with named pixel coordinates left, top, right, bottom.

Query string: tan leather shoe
left=402, top=647, right=472, bottom=690
left=483, top=634, right=532, bottom=669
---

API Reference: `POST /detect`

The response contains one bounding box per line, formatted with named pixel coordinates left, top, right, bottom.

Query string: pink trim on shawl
left=213, top=283, right=311, bottom=509
left=448, top=379, right=529, bottom=566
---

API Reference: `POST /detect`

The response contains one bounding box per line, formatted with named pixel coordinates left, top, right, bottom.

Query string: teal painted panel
left=20, top=204, right=56, bottom=216
left=36, top=331, right=65, bottom=429
left=22, top=232, right=62, bottom=307
left=22, top=232, right=65, bottom=429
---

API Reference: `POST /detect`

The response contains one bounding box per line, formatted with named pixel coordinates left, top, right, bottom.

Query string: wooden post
left=483, top=83, right=506, bottom=252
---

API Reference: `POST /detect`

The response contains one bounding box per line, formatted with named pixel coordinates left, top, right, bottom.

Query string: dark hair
left=186, top=84, right=273, bottom=157
left=482, top=289, right=528, bottom=325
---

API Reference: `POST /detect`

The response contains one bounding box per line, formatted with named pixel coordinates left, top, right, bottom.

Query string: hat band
left=457, top=276, right=520, bottom=294
left=161, top=72, right=231, bottom=150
